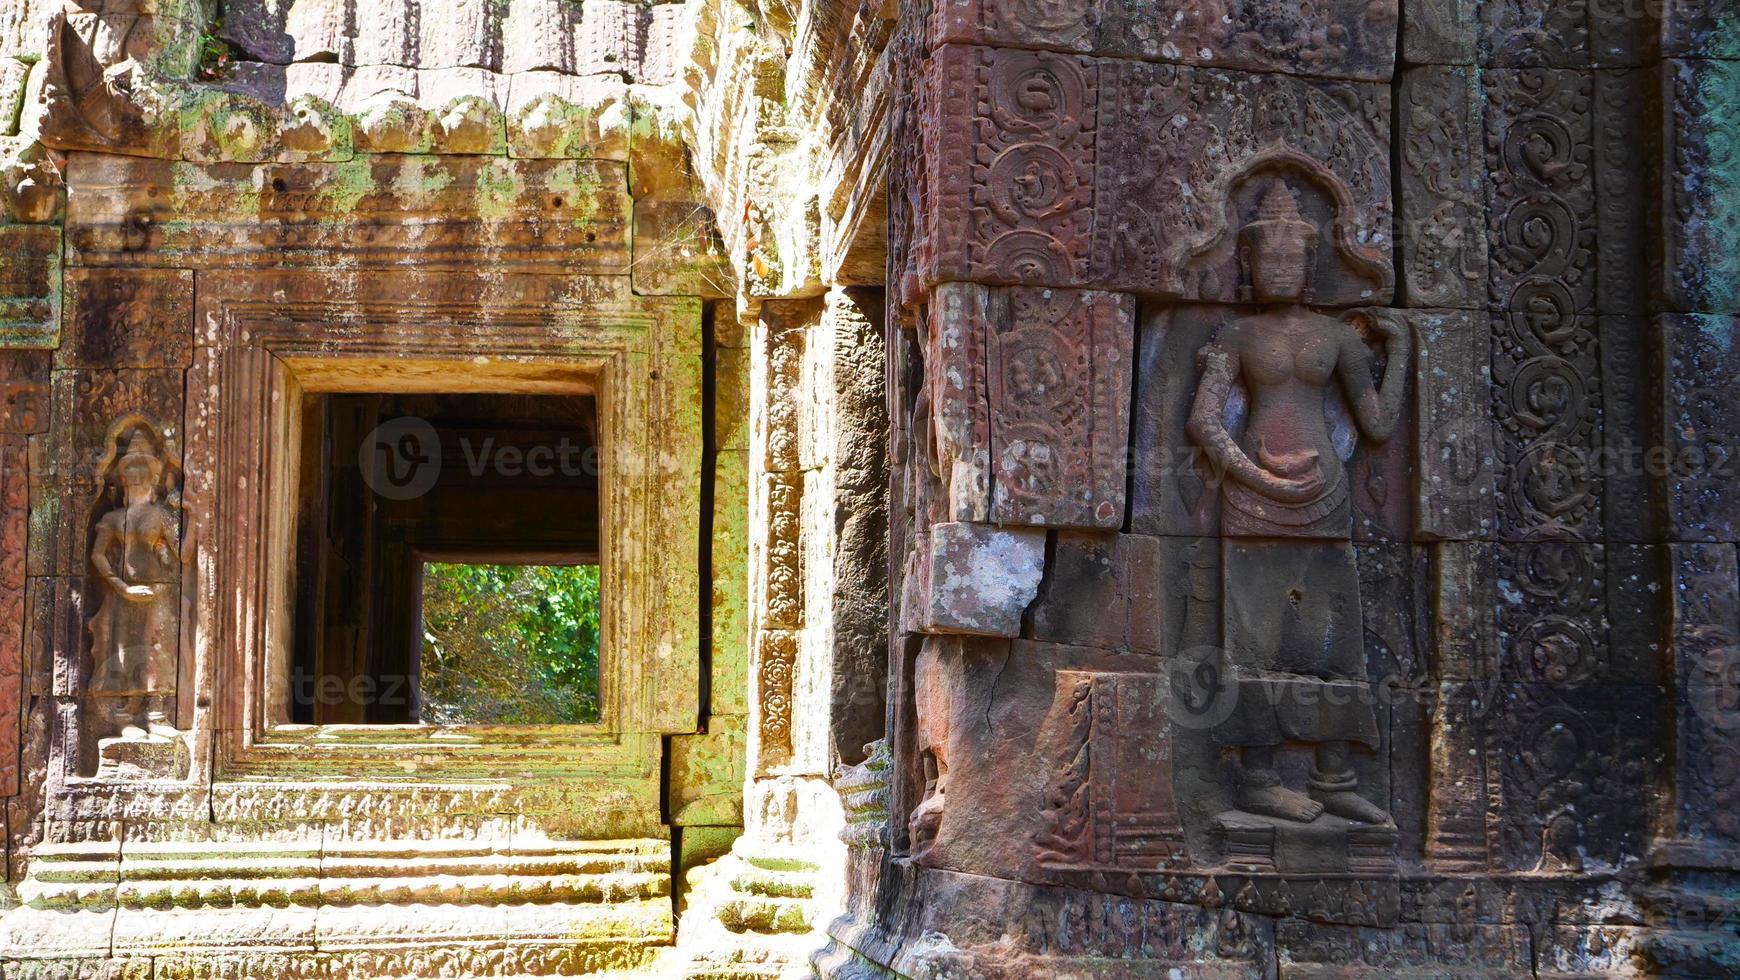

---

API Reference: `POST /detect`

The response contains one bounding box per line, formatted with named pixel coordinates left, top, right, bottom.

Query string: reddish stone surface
left=924, top=0, right=1398, bottom=81
left=915, top=45, right=1392, bottom=306
left=904, top=522, right=1044, bottom=637
left=59, top=270, right=194, bottom=370
left=0, top=352, right=50, bottom=434
left=1029, top=532, right=1161, bottom=654
left=926, top=284, right=1132, bottom=528
left=0, top=435, right=25, bottom=797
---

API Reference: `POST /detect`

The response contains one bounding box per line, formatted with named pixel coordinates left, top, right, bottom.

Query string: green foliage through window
left=419, top=563, right=601, bottom=725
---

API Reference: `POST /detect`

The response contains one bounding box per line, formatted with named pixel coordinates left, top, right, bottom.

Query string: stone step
left=714, top=894, right=815, bottom=934
left=18, top=838, right=673, bottom=911
left=727, top=864, right=815, bottom=900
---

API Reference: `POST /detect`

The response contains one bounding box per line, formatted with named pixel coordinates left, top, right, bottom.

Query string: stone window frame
left=186, top=271, right=703, bottom=781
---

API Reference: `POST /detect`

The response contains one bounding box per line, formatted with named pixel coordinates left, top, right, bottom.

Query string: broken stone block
left=908, top=522, right=1044, bottom=638
left=926, top=284, right=1133, bottom=528
left=1029, top=531, right=1161, bottom=654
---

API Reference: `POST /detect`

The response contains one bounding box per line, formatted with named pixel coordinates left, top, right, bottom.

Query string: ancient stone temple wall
left=819, top=0, right=1740, bottom=976
left=0, top=0, right=1736, bottom=977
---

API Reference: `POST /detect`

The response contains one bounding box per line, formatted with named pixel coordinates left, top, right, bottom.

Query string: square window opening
left=287, top=392, right=602, bottom=726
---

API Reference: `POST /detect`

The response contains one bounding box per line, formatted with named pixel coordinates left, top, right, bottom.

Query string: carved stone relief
left=923, top=283, right=1133, bottom=529
left=38, top=0, right=199, bottom=156
left=926, top=0, right=1398, bottom=81
left=1397, top=67, right=1485, bottom=311
left=915, top=45, right=1393, bottom=305
left=76, top=419, right=187, bottom=780
left=1485, top=68, right=1601, bottom=541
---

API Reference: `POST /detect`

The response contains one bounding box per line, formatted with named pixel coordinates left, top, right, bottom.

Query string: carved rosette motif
left=931, top=45, right=1099, bottom=287
left=987, top=289, right=1131, bottom=526
left=915, top=47, right=1393, bottom=304
left=1485, top=68, right=1601, bottom=541
left=752, top=307, right=808, bottom=771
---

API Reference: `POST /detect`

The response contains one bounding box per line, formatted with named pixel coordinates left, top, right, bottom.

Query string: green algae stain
left=1693, top=60, right=1740, bottom=312
left=320, top=156, right=383, bottom=215
left=474, top=160, right=524, bottom=219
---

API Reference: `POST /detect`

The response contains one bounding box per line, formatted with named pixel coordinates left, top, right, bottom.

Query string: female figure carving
left=88, top=427, right=180, bottom=739
left=1186, top=179, right=1409, bottom=825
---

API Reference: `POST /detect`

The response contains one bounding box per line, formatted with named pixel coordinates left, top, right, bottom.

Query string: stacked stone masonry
left=0, top=0, right=1735, bottom=978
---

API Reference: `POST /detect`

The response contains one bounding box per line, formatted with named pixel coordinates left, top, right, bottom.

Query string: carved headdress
left=1240, top=179, right=1318, bottom=253
left=116, top=428, right=163, bottom=486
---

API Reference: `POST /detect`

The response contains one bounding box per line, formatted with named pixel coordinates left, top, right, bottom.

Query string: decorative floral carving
left=1486, top=68, right=1599, bottom=541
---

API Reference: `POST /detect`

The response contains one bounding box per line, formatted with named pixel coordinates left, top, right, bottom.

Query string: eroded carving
left=1184, top=178, right=1408, bottom=839
left=85, top=423, right=181, bottom=746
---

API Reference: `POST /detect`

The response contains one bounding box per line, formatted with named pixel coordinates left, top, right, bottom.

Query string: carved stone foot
left=908, top=792, right=945, bottom=854
left=1311, top=787, right=1389, bottom=824
left=1237, top=783, right=1324, bottom=823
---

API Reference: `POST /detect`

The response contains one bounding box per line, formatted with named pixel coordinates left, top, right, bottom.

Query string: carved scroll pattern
left=964, top=46, right=1097, bottom=287
left=1486, top=68, right=1600, bottom=541
left=753, top=313, right=805, bottom=770
left=1490, top=541, right=1655, bottom=871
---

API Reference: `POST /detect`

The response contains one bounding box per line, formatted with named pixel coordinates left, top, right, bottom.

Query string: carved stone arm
left=88, top=521, right=130, bottom=595
left=1340, top=311, right=1411, bottom=444
left=1186, top=343, right=1318, bottom=502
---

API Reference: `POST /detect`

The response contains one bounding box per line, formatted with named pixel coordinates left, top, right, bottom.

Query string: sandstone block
left=926, top=0, right=1397, bottom=81
left=917, top=47, right=1392, bottom=306
left=670, top=717, right=747, bottom=827
left=1412, top=308, right=1494, bottom=541
left=0, top=224, right=60, bottom=348
left=59, top=270, right=193, bottom=370
left=1030, top=532, right=1160, bottom=654
left=1662, top=0, right=1740, bottom=59
left=45, top=369, right=184, bottom=489
left=1661, top=59, right=1740, bottom=314
left=906, top=522, right=1044, bottom=637
left=64, top=155, right=632, bottom=273
left=1397, top=67, right=1485, bottom=311
left=506, top=72, right=631, bottom=160
left=0, top=57, right=28, bottom=137
left=927, top=284, right=1132, bottom=529
left=632, top=198, right=734, bottom=298
left=0, top=350, right=48, bottom=434
left=1661, top=314, right=1740, bottom=541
